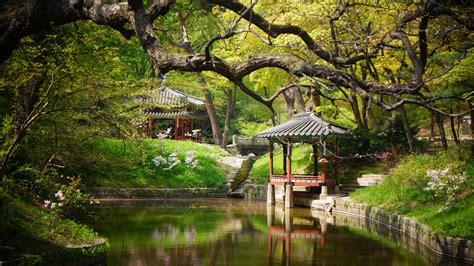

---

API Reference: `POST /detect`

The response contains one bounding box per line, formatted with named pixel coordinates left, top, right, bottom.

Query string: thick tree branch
left=208, top=0, right=373, bottom=66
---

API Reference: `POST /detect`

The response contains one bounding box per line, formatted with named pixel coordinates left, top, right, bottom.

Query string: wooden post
left=181, top=119, right=184, bottom=140
left=287, top=144, right=292, bottom=184
left=321, top=141, right=328, bottom=198
left=269, top=140, right=274, bottom=176
left=282, top=144, right=287, bottom=175
left=148, top=116, right=155, bottom=138
left=285, top=143, right=294, bottom=208
left=199, top=119, right=204, bottom=142
left=175, top=117, right=179, bottom=140
left=312, top=143, right=318, bottom=176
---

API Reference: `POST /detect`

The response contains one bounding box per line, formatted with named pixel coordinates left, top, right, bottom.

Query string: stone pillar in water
left=284, top=183, right=294, bottom=208
left=267, top=183, right=275, bottom=206
left=320, top=185, right=328, bottom=200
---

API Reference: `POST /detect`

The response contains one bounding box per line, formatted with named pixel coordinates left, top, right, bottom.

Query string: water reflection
left=79, top=199, right=429, bottom=265
left=267, top=207, right=330, bottom=265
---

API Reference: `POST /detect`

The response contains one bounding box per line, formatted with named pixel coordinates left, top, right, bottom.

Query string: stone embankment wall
left=333, top=197, right=473, bottom=264
left=240, top=183, right=266, bottom=200
left=88, top=187, right=226, bottom=199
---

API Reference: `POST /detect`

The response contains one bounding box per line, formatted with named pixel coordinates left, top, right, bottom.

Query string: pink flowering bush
left=41, top=175, right=98, bottom=216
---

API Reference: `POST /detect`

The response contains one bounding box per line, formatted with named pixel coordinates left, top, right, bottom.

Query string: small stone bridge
left=226, top=135, right=269, bottom=156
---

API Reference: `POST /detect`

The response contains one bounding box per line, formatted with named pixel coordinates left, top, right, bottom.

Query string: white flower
left=55, top=190, right=65, bottom=201
left=43, top=200, right=51, bottom=208
left=152, top=156, right=167, bottom=166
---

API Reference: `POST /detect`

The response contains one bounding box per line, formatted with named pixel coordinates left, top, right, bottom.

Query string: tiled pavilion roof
left=257, top=112, right=350, bottom=139
left=140, top=86, right=207, bottom=119
left=141, top=86, right=205, bottom=107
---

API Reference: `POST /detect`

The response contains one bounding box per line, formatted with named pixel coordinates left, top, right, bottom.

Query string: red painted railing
left=270, top=174, right=322, bottom=186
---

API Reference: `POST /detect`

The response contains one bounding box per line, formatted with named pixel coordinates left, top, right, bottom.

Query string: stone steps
left=221, top=155, right=257, bottom=194
left=357, top=174, right=387, bottom=186
left=339, top=183, right=362, bottom=193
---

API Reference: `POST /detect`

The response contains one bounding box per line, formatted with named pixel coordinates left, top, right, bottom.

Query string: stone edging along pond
left=88, top=187, right=227, bottom=199
left=332, top=197, right=473, bottom=263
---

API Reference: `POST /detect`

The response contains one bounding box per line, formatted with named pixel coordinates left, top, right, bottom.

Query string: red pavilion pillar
left=267, top=140, right=275, bottom=206
left=175, top=117, right=179, bottom=140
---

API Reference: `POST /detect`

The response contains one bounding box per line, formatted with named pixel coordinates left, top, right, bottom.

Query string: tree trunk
left=222, top=88, right=236, bottom=148
left=283, top=91, right=296, bottom=119
left=294, top=87, right=306, bottom=113
left=430, top=113, right=435, bottom=140
left=450, top=108, right=460, bottom=145
left=174, top=13, right=223, bottom=145
left=198, top=76, right=223, bottom=145
left=434, top=112, right=448, bottom=149
left=350, top=94, right=366, bottom=130
left=361, top=97, right=369, bottom=129
left=399, top=105, right=417, bottom=152
left=310, top=88, right=321, bottom=115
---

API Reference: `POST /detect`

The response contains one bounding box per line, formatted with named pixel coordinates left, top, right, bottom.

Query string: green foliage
left=75, top=138, right=229, bottom=188
left=340, top=114, right=421, bottom=155
left=0, top=198, right=105, bottom=261
left=236, top=119, right=272, bottom=137
left=351, top=144, right=474, bottom=239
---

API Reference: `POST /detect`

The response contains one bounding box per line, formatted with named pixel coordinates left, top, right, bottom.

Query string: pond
left=78, top=199, right=429, bottom=265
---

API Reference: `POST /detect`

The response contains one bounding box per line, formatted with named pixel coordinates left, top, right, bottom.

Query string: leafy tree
left=0, top=21, right=147, bottom=180
left=0, top=0, right=473, bottom=153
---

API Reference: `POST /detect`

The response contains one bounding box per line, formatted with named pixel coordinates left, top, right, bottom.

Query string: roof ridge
left=256, top=111, right=350, bottom=138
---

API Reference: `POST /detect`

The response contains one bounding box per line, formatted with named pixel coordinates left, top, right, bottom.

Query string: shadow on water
left=76, top=199, right=465, bottom=265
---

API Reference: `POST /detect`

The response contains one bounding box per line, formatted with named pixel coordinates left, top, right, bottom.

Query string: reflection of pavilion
left=267, top=207, right=334, bottom=265
left=257, top=111, right=351, bottom=208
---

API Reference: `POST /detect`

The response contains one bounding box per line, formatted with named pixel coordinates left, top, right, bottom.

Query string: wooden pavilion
left=140, top=86, right=208, bottom=141
left=256, top=111, right=351, bottom=208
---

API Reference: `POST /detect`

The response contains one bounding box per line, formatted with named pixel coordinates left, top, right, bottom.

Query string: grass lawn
left=76, top=138, right=230, bottom=189
left=351, top=145, right=474, bottom=239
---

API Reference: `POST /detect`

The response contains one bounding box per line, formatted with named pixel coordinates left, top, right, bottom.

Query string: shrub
left=424, top=167, right=468, bottom=209
left=351, top=144, right=473, bottom=238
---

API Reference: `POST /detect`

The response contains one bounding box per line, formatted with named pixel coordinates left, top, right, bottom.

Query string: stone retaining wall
left=241, top=183, right=266, bottom=200
left=333, top=197, right=473, bottom=263
left=88, top=187, right=227, bottom=199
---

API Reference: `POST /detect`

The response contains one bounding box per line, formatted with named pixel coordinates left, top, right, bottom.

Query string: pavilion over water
left=256, top=111, right=351, bottom=208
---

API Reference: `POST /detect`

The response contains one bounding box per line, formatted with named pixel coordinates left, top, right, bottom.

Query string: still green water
left=79, top=199, right=428, bottom=265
